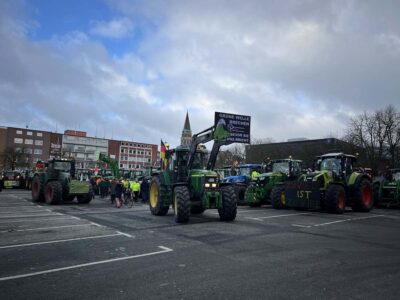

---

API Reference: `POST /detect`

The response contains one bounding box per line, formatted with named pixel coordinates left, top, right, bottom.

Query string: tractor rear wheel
left=149, top=176, right=169, bottom=216
left=219, top=185, right=237, bottom=221
left=271, top=185, right=286, bottom=209
left=352, top=178, right=373, bottom=212
left=325, top=184, right=346, bottom=214
left=173, top=186, right=191, bottom=223
left=32, top=175, right=44, bottom=202
left=235, top=184, right=247, bottom=205
left=44, top=181, right=63, bottom=205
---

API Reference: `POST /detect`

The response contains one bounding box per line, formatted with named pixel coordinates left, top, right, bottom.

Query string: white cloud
left=89, top=17, right=134, bottom=39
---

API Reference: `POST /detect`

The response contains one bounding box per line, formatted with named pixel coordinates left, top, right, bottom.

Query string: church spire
left=183, top=111, right=191, bottom=131
left=181, top=111, right=192, bottom=146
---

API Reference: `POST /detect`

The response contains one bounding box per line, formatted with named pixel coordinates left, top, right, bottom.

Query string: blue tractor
left=222, top=164, right=263, bottom=205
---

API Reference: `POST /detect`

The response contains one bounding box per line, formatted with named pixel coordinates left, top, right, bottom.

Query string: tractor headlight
left=204, top=177, right=218, bottom=189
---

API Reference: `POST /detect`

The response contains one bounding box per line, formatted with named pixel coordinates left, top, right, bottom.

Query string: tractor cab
left=168, top=146, right=208, bottom=183
left=318, top=153, right=357, bottom=180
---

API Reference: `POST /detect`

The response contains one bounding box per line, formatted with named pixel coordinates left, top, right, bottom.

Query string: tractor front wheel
left=32, top=176, right=44, bottom=202
left=44, top=181, right=63, bottom=205
left=325, top=184, right=346, bottom=214
left=173, top=186, right=191, bottom=223
left=353, top=178, right=373, bottom=212
left=149, top=176, right=169, bottom=216
left=219, top=185, right=237, bottom=221
left=271, top=185, right=286, bottom=209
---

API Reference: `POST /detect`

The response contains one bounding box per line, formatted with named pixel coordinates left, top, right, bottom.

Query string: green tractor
left=149, top=125, right=237, bottom=223
left=31, top=159, right=93, bottom=205
left=374, top=168, right=400, bottom=207
left=245, top=158, right=302, bottom=207
left=271, top=153, right=373, bottom=213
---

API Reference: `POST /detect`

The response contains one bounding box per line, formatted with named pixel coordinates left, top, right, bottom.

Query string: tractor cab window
left=393, top=171, right=400, bottom=181
left=320, top=158, right=342, bottom=174
left=54, top=161, right=71, bottom=172
left=272, top=162, right=290, bottom=174
left=239, top=167, right=252, bottom=177
left=291, top=161, right=302, bottom=174
left=192, top=151, right=207, bottom=169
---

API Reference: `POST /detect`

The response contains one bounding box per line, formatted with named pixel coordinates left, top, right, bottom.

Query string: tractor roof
left=271, top=159, right=302, bottom=163
left=320, top=152, right=357, bottom=160
left=238, top=164, right=262, bottom=168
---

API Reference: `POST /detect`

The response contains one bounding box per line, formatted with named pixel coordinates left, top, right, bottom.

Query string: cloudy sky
left=1, top=0, right=399, bottom=147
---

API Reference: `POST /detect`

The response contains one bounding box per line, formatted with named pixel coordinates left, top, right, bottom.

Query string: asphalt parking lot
left=1, top=189, right=400, bottom=300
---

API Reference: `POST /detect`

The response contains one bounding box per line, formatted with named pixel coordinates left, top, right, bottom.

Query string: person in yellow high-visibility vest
left=130, top=178, right=141, bottom=202
left=251, top=170, right=260, bottom=180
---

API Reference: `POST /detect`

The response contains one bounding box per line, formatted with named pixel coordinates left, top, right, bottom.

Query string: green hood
left=189, top=169, right=218, bottom=177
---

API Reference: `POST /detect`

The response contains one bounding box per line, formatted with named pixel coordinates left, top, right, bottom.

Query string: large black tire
left=77, top=186, right=93, bottom=204
left=191, top=206, right=206, bottom=214
left=235, top=184, right=247, bottom=206
left=352, top=178, right=373, bottom=212
left=173, top=186, right=191, bottom=223
left=271, top=185, right=286, bottom=209
left=44, top=181, right=63, bottom=205
left=324, top=184, right=346, bottom=214
left=32, top=175, right=44, bottom=202
left=218, top=185, right=237, bottom=221
left=149, top=176, right=169, bottom=216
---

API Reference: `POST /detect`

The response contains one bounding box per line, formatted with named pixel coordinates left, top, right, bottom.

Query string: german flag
left=160, top=139, right=166, bottom=159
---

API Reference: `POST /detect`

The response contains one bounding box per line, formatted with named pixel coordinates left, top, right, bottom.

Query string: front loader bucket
left=284, top=181, right=322, bottom=209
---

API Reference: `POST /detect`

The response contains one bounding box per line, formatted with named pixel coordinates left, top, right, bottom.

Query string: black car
left=1, top=171, right=25, bottom=189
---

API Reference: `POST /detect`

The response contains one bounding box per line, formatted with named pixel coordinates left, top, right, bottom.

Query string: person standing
left=140, top=178, right=149, bottom=203
left=114, top=180, right=124, bottom=208
left=131, top=178, right=141, bottom=202
left=110, top=178, right=117, bottom=204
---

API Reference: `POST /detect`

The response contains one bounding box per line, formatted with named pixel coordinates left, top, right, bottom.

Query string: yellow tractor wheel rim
left=150, top=183, right=158, bottom=208
left=280, top=191, right=286, bottom=205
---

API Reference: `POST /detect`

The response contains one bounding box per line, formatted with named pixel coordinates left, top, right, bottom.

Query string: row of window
left=16, top=130, right=43, bottom=137
left=120, top=156, right=151, bottom=163
left=14, top=138, right=43, bottom=145
left=120, top=148, right=151, bottom=155
left=121, top=142, right=152, bottom=148
left=119, top=164, right=142, bottom=169
left=15, top=147, right=42, bottom=155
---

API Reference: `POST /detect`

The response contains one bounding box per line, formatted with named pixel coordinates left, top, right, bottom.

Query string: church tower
left=181, top=111, right=192, bottom=147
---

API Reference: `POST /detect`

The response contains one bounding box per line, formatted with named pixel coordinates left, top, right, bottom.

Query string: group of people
left=109, top=177, right=149, bottom=208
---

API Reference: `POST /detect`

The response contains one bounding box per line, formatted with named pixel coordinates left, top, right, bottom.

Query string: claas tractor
left=245, top=158, right=302, bottom=207
left=149, top=125, right=237, bottom=223
left=32, top=159, right=93, bottom=205
left=374, top=168, right=400, bottom=207
left=271, top=152, right=373, bottom=213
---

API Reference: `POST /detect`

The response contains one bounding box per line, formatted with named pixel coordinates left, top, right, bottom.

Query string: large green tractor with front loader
left=245, top=158, right=302, bottom=207
left=31, top=159, right=93, bottom=205
left=374, top=168, right=400, bottom=207
left=149, top=125, right=238, bottom=223
left=271, top=153, right=373, bottom=213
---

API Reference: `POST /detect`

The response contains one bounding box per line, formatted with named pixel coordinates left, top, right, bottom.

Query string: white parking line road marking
left=292, top=214, right=385, bottom=228
left=0, top=223, right=96, bottom=233
left=0, top=213, right=63, bottom=219
left=246, top=212, right=312, bottom=221
left=0, top=233, right=123, bottom=249
left=0, top=246, right=173, bottom=282
left=0, top=216, right=75, bottom=224
left=116, top=231, right=134, bottom=238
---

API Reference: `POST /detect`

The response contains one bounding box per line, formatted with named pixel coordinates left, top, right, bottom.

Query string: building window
left=25, top=148, right=33, bottom=154
left=16, top=130, right=23, bottom=135
left=35, top=140, right=43, bottom=146
left=14, top=138, right=23, bottom=144
left=15, top=147, right=22, bottom=153
left=129, top=150, right=132, bottom=154
left=121, top=149, right=124, bottom=153
left=120, top=164, right=123, bottom=168
left=27, top=131, right=33, bottom=136
left=25, top=139, right=33, bottom=145
left=37, top=132, right=43, bottom=137
left=34, top=149, right=42, bottom=155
